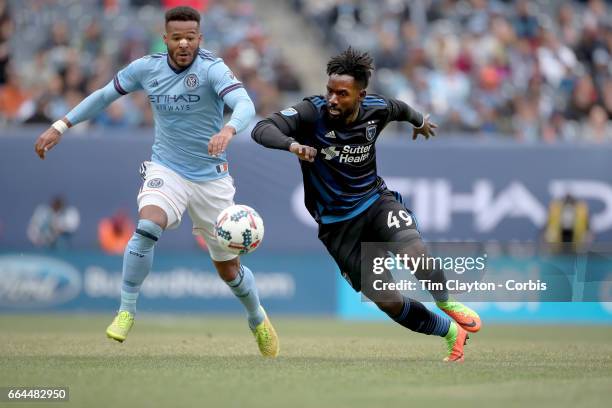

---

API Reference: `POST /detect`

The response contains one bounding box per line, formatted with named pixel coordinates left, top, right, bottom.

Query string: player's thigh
left=368, top=192, right=430, bottom=267
left=318, top=218, right=364, bottom=291
left=188, top=175, right=237, bottom=262
left=137, top=161, right=190, bottom=229
left=368, top=193, right=421, bottom=243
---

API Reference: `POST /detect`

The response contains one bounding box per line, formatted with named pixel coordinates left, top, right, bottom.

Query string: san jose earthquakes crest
left=366, top=124, right=377, bottom=141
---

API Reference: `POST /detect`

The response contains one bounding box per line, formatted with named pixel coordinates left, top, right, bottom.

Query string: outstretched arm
left=251, top=101, right=318, bottom=162
left=387, top=98, right=437, bottom=140
left=34, top=80, right=122, bottom=159
left=35, top=57, right=145, bottom=159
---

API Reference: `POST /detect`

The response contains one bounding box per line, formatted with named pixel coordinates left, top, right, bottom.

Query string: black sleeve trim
left=113, top=75, right=128, bottom=95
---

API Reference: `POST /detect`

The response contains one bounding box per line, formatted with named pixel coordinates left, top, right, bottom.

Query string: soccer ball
left=215, top=204, right=265, bottom=255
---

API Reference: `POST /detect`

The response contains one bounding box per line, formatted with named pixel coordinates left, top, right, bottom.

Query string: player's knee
left=393, top=233, right=424, bottom=255
left=390, top=228, right=421, bottom=246
left=139, top=205, right=169, bottom=229
left=213, top=257, right=241, bottom=282
left=375, top=299, right=403, bottom=317
left=128, top=219, right=163, bottom=251
left=363, top=285, right=404, bottom=316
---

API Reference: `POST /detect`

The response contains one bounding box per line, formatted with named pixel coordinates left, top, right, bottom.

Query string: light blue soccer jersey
left=116, top=49, right=248, bottom=181
left=67, top=49, right=253, bottom=181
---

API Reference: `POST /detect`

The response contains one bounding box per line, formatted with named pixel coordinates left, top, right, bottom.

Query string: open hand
left=412, top=114, right=438, bottom=140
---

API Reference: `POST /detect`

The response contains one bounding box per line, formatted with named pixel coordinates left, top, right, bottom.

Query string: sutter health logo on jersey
left=321, top=144, right=373, bottom=164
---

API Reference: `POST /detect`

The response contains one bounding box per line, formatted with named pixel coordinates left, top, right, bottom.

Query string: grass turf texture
left=0, top=315, right=610, bottom=408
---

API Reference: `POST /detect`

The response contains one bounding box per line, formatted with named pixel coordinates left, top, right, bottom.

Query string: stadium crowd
left=1, top=0, right=611, bottom=143
left=295, top=0, right=612, bottom=142
left=0, top=0, right=301, bottom=131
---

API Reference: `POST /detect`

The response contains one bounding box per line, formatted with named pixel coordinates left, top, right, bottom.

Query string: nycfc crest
left=184, top=73, right=199, bottom=89
left=147, top=178, right=164, bottom=188
left=366, top=125, right=377, bottom=141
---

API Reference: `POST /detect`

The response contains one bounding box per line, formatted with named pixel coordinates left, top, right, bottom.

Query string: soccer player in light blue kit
left=34, top=6, right=279, bottom=357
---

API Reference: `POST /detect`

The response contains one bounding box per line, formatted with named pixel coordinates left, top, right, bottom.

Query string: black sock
left=390, top=297, right=451, bottom=337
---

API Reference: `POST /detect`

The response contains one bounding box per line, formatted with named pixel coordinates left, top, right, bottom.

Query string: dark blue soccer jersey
left=252, top=94, right=424, bottom=224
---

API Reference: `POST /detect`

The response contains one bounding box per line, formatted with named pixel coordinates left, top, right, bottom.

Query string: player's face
left=326, top=74, right=366, bottom=123
left=164, top=20, right=201, bottom=68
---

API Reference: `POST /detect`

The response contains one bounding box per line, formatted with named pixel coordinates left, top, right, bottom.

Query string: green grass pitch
left=0, top=315, right=610, bottom=408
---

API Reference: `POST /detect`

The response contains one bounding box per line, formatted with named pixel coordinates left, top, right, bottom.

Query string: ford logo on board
left=0, top=255, right=81, bottom=308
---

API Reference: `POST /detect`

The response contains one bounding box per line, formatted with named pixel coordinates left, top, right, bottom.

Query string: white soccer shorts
left=137, top=161, right=237, bottom=261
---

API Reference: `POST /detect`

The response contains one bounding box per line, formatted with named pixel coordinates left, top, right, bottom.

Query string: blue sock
left=391, top=297, right=451, bottom=337
left=119, top=219, right=163, bottom=315
left=226, top=265, right=265, bottom=329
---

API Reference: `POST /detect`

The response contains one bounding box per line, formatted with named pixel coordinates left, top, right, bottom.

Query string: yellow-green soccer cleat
left=106, top=311, right=134, bottom=343
left=444, top=321, right=468, bottom=362
left=251, top=307, right=279, bottom=358
left=436, top=300, right=482, bottom=333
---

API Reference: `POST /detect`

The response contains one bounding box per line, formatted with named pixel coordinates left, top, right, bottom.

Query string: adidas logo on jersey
left=324, top=131, right=336, bottom=138
left=149, top=79, right=159, bottom=88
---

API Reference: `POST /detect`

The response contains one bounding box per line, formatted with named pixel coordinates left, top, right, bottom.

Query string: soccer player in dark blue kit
left=252, top=48, right=481, bottom=362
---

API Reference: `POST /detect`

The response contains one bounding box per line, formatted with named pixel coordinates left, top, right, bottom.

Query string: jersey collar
left=166, top=48, right=199, bottom=74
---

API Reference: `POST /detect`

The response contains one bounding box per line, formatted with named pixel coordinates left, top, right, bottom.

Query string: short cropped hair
left=326, top=47, right=374, bottom=89
left=165, top=6, right=201, bottom=26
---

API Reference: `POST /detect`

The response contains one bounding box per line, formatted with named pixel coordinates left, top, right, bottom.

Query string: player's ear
left=358, top=89, right=366, bottom=101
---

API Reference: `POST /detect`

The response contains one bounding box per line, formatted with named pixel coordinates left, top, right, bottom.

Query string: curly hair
left=326, top=47, right=374, bottom=89
left=165, top=6, right=200, bottom=26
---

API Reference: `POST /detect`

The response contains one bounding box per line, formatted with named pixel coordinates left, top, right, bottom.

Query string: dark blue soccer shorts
left=317, top=190, right=421, bottom=292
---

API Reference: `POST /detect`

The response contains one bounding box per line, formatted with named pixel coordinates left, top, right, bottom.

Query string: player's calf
left=119, top=219, right=163, bottom=315
left=392, top=236, right=450, bottom=303
left=216, top=261, right=278, bottom=356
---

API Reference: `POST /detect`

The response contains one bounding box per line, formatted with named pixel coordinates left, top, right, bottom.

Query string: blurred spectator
left=565, top=74, right=598, bottom=120
left=95, top=99, right=131, bottom=128
left=602, top=79, right=612, bottom=119
left=162, top=0, right=208, bottom=10
left=77, top=20, right=104, bottom=64
left=556, top=3, right=581, bottom=48
left=0, top=65, right=30, bottom=122
left=23, top=94, right=53, bottom=124
left=27, top=196, right=80, bottom=249
left=98, top=210, right=135, bottom=255
left=513, top=96, right=541, bottom=142
left=512, top=0, right=539, bottom=40
left=4, top=0, right=299, bottom=129
left=296, top=0, right=612, bottom=143
left=45, top=22, right=72, bottom=73
left=0, top=0, right=12, bottom=86
left=582, top=104, right=612, bottom=143
left=21, top=50, right=54, bottom=97
left=3, top=0, right=610, bottom=143
left=542, top=110, right=579, bottom=143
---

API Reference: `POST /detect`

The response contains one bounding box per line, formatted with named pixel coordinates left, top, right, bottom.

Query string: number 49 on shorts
left=387, top=210, right=413, bottom=229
